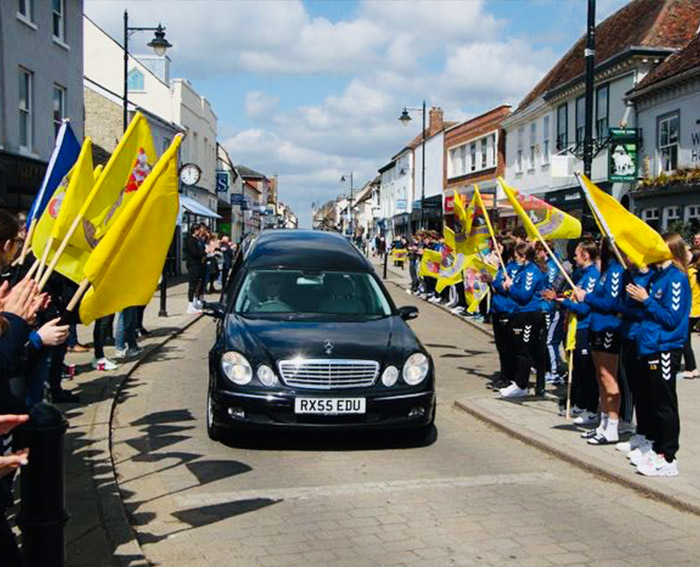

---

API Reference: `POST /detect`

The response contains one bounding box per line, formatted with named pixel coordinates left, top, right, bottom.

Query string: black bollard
left=17, top=403, right=69, bottom=567
left=383, top=251, right=388, bottom=280
left=159, top=270, right=168, bottom=317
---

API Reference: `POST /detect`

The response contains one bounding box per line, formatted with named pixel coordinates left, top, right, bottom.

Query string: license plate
left=294, top=397, right=366, bottom=415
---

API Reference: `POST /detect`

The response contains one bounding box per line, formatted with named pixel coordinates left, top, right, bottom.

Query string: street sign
left=396, top=199, right=407, bottom=212
left=216, top=170, right=230, bottom=193
left=240, top=198, right=249, bottom=210
left=230, top=193, right=244, bottom=205
left=608, top=128, right=639, bottom=182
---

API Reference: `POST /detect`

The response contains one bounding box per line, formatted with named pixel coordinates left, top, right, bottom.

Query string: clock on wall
left=179, top=163, right=201, bottom=186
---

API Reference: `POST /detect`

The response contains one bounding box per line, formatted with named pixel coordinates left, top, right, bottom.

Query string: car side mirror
left=202, top=301, right=226, bottom=319
left=398, top=305, right=419, bottom=321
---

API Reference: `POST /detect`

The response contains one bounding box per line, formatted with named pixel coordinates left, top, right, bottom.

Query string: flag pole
left=36, top=237, right=54, bottom=282
left=18, top=219, right=37, bottom=265
left=37, top=215, right=83, bottom=291
left=575, top=172, right=626, bottom=266
left=474, top=185, right=506, bottom=272
left=565, top=349, right=574, bottom=420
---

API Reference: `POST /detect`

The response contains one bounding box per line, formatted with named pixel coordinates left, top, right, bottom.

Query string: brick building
left=443, top=105, right=511, bottom=222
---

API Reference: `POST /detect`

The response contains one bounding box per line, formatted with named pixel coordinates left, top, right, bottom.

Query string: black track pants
left=511, top=311, right=545, bottom=390
left=642, top=350, right=682, bottom=461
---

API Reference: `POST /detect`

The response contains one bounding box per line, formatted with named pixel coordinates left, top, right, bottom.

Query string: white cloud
left=245, top=91, right=280, bottom=121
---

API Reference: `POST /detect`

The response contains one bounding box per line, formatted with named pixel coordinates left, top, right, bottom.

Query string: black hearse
left=205, top=230, right=436, bottom=440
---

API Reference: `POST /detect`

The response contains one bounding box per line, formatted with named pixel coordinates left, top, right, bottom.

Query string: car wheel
left=206, top=388, right=223, bottom=442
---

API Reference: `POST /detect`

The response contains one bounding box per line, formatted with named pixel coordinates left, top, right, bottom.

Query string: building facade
left=0, top=0, right=84, bottom=209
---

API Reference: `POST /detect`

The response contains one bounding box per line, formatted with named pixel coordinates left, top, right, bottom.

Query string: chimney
left=428, top=107, right=444, bottom=136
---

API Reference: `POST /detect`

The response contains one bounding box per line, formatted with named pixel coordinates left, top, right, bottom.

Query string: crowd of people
left=185, top=223, right=236, bottom=315
left=384, top=227, right=698, bottom=478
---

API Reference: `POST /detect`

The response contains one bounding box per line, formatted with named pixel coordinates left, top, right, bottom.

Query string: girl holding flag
left=573, top=238, right=626, bottom=445
left=500, top=242, right=546, bottom=398
left=626, top=233, right=690, bottom=477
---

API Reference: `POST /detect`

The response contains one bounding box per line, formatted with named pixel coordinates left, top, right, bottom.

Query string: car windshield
left=234, top=269, right=392, bottom=318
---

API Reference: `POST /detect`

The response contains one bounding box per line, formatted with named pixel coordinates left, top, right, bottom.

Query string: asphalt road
left=112, top=283, right=700, bottom=567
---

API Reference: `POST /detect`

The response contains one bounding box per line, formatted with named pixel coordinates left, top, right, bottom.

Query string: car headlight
left=257, top=364, right=278, bottom=387
left=402, top=353, right=429, bottom=385
left=221, top=352, right=252, bottom=385
left=381, top=365, right=399, bottom=387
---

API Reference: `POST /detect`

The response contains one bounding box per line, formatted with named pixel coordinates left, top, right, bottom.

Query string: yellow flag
left=32, top=139, right=96, bottom=283
left=436, top=251, right=465, bottom=293
left=93, top=164, right=104, bottom=182
left=419, top=249, right=442, bottom=279
left=577, top=173, right=671, bottom=266
left=79, top=136, right=181, bottom=324
left=499, top=177, right=581, bottom=240
left=462, top=254, right=496, bottom=312
left=391, top=248, right=408, bottom=263
left=73, top=112, right=156, bottom=253
left=565, top=315, right=577, bottom=351
left=454, top=190, right=490, bottom=254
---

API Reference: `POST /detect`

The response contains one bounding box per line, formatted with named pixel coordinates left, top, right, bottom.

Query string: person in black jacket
left=185, top=223, right=205, bottom=313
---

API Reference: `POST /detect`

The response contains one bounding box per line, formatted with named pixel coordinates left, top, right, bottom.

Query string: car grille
left=278, top=359, right=379, bottom=390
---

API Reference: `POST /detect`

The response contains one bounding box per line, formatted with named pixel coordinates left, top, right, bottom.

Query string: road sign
left=240, top=198, right=249, bottom=211
left=230, top=193, right=244, bottom=205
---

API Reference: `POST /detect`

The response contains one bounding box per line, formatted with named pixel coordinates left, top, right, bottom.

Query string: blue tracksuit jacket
left=509, top=261, right=546, bottom=314
left=620, top=268, right=654, bottom=341
left=491, top=261, right=520, bottom=315
left=637, top=264, right=691, bottom=357
left=586, top=259, right=626, bottom=333
left=561, top=263, right=599, bottom=330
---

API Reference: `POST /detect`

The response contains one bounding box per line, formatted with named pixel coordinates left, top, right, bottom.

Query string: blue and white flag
left=26, top=120, right=81, bottom=228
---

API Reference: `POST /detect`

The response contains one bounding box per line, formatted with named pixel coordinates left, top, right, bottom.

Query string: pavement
left=375, top=255, right=700, bottom=516
left=53, top=279, right=204, bottom=567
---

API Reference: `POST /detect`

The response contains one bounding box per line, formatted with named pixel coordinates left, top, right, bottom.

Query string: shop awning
left=180, top=195, right=221, bottom=219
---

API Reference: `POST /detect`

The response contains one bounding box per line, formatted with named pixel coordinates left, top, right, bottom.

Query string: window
left=127, top=68, right=144, bottom=91
left=52, top=84, right=65, bottom=137
left=658, top=112, right=680, bottom=173
left=542, top=115, right=550, bottom=165
left=686, top=205, right=700, bottom=222
left=596, top=84, right=609, bottom=140
left=52, top=0, right=65, bottom=41
left=19, top=67, right=32, bottom=150
left=529, top=122, right=536, bottom=170
left=516, top=127, right=524, bottom=173
left=575, top=96, right=585, bottom=145
left=490, top=134, right=497, bottom=167
left=642, top=208, right=660, bottom=230
left=470, top=143, right=476, bottom=172
left=481, top=137, right=488, bottom=169
left=663, top=206, right=680, bottom=229
left=460, top=145, right=467, bottom=175
left=449, top=148, right=457, bottom=177
left=18, top=0, right=33, bottom=21
left=556, top=103, right=568, bottom=151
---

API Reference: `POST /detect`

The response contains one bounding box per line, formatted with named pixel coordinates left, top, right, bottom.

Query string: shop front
left=0, top=150, right=48, bottom=210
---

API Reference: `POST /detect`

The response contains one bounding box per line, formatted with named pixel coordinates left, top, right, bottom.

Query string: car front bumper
left=210, top=388, right=436, bottom=430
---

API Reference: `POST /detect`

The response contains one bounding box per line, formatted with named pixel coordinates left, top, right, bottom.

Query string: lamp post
left=399, top=100, right=426, bottom=230
left=340, top=172, right=354, bottom=237
left=122, top=10, right=172, bottom=315
left=583, top=0, right=596, bottom=179
left=123, top=10, right=172, bottom=132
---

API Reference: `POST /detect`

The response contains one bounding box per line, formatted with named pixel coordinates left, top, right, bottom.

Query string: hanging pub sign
left=608, top=128, right=639, bottom=183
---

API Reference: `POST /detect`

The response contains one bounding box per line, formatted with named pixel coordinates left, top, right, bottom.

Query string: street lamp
left=340, top=172, right=354, bottom=237
left=123, top=10, right=172, bottom=133
left=398, top=100, right=426, bottom=230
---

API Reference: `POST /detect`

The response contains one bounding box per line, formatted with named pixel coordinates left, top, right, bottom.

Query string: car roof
left=244, top=230, right=372, bottom=271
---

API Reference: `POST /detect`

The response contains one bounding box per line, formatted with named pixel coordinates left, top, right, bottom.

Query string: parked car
left=205, top=229, right=436, bottom=440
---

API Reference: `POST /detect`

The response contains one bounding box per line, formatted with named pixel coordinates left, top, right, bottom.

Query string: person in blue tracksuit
left=558, top=239, right=600, bottom=421
left=618, top=263, right=653, bottom=455
left=627, top=233, right=691, bottom=477
left=500, top=241, right=546, bottom=398
left=574, top=239, right=626, bottom=445
left=536, top=242, right=566, bottom=384
left=485, top=237, right=520, bottom=390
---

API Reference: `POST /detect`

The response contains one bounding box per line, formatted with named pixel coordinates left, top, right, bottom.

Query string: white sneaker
left=187, top=302, right=202, bottom=314
left=499, top=382, right=528, bottom=398
left=636, top=453, right=679, bottom=477
left=406, top=289, right=412, bottom=295
left=428, top=296, right=440, bottom=303
left=92, top=357, right=118, bottom=371
left=573, top=411, right=599, bottom=426
left=616, top=434, right=646, bottom=453
left=629, top=444, right=655, bottom=466
left=114, top=348, right=128, bottom=359
left=451, top=306, right=466, bottom=315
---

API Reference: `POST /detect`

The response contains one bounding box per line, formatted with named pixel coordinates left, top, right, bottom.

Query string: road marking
left=174, top=471, right=555, bottom=508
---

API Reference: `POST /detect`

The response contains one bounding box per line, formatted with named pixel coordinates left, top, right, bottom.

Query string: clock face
left=180, top=163, right=201, bottom=186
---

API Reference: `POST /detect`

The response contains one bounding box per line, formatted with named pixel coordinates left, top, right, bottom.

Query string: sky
left=84, top=0, right=630, bottom=228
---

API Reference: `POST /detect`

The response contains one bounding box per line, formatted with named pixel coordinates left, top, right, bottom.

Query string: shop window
left=642, top=208, right=660, bottom=231
left=663, top=205, right=680, bottom=230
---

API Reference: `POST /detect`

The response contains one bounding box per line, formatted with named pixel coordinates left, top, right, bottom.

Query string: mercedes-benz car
left=205, top=230, right=435, bottom=441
